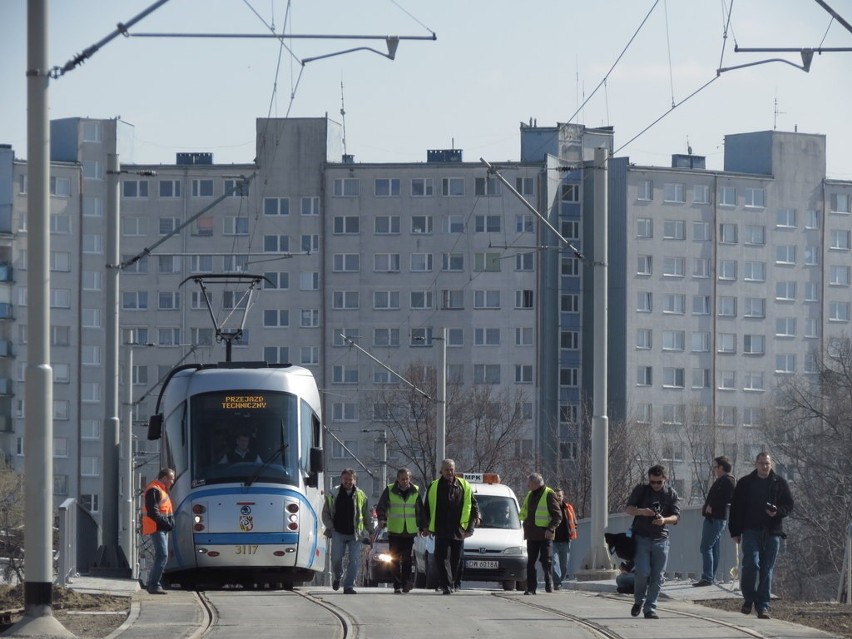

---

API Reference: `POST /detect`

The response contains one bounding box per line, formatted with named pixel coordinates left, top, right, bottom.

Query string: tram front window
left=190, top=390, right=299, bottom=486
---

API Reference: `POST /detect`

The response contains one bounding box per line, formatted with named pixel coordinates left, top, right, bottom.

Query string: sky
left=2, top=0, right=852, bottom=178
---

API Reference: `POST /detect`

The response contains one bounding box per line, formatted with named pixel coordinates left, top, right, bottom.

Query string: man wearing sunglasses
left=625, top=465, right=680, bottom=619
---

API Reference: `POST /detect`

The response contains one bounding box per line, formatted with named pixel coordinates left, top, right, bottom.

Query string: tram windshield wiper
left=244, top=441, right=289, bottom=488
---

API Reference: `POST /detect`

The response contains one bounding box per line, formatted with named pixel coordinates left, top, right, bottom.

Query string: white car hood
left=464, top=527, right=525, bottom=553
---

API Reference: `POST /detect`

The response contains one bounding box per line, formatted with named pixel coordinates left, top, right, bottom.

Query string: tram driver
left=219, top=432, right=262, bottom=464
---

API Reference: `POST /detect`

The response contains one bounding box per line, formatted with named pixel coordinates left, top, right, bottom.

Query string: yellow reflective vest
left=426, top=476, right=473, bottom=533
left=386, top=483, right=420, bottom=534
left=520, top=487, right=556, bottom=528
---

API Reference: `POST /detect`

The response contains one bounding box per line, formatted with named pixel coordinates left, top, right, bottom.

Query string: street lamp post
left=362, top=429, right=387, bottom=492
left=121, top=330, right=153, bottom=579
left=435, top=328, right=447, bottom=472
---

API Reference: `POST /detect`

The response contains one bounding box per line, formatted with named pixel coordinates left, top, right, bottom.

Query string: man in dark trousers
left=693, top=455, right=736, bottom=587
left=421, top=458, right=479, bottom=595
left=625, top=464, right=680, bottom=619
left=551, top=487, right=578, bottom=590
left=519, top=473, right=562, bottom=594
left=729, top=452, right=793, bottom=620
left=142, top=468, right=175, bottom=595
left=376, top=467, right=423, bottom=593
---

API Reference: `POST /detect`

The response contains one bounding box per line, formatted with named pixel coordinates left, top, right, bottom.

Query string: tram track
left=294, top=589, right=359, bottom=639
left=191, top=590, right=218, bottom=638
left=497, top=590, right=778, bottom=639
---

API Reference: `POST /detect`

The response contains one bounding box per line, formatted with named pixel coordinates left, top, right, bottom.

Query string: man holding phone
left=728, top=452, right=794, bottom=620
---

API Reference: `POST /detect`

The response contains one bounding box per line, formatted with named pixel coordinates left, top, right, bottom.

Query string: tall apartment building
left=600, top=130, right=852, bottom=501
left=3, top=117, right=851, bottom=524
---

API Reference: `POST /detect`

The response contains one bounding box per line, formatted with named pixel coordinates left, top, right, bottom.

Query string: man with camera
left=625, top=465, right=679, bottom=619
left=728, top=452, right=793, bottom=620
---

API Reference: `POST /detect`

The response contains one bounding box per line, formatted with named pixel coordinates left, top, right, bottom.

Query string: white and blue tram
left=146, top=362, right=326, bottom=589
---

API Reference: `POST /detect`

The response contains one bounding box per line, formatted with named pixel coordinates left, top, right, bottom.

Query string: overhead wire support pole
left=813, top=0, right=852, bottom=35
left=480, top=158, right=584, bottom=260
left=51, top=0, right=172, bottom=78
left=337, top=333, right=432, bottom=400
left=116, top=174, right=256, bottom=270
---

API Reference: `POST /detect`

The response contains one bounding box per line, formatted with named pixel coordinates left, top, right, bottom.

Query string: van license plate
left=466, top=560, right=498, bottom=569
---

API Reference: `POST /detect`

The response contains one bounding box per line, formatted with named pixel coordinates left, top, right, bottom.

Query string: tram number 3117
left=234, top=545, right=259, bottom=555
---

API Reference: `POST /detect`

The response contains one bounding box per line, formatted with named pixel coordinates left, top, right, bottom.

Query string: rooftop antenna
left=774, top=95, right=785, bottom=130
left=340, top=80, right=348, bottom=157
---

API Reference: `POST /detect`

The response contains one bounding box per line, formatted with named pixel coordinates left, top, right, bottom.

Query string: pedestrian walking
left=551, top=487, right=578, bottom=590
left=519, top=473, right=562, bottom=594
left=728, top=452, right=793, bottom=620
left=693, top=455, right=736, bottom=587
left=625, top=464, right=680, bottom=619
left=142, top=468, right=176, bottom=595
left=421, top=459, right=479, bottom=595
left=375, top=468, right=423, bottom=593
left=322, top=468, right=374, bottom=595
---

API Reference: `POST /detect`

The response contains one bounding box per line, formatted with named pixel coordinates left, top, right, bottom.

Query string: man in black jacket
left=693, top=455, right=736, bottom=587
left=728, top=452, right=794, bottom=620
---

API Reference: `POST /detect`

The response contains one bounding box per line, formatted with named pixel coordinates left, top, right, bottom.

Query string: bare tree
left=0, top=462, right=24, bottom=583
left=763, top=337, right=852, bottom=599
left=363, top=363, right=530, bottom=492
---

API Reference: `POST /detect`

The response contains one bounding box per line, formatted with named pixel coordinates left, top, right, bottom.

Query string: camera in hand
left=651, top=501, right=662, bottom=515
left=765, top=502, right=778, bottom=513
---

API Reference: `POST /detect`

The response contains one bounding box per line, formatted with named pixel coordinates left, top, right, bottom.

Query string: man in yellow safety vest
left=421, top=459, right=479, bottom=595
left=519, top=472, right=562, bottom=594
left=376, top=468, right=423, bottom=593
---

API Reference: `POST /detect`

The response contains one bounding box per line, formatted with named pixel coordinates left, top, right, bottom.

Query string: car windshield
left=476, top=495, right=520, bottom=529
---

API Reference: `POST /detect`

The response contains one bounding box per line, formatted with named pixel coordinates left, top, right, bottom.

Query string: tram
left=146, top=361, right=326, bottom=589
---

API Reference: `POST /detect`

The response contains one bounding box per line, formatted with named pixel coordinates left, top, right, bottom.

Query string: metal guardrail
left=56, top=497, right=77, bottom=586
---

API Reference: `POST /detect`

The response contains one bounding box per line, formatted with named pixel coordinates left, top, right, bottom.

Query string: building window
left=693, top=184, right=710, bottom=204
left=719, top=223, right=738, bottom=244
left=717, top=296, right=736, bottom=317
left=516, top=177, right=534, bottom=196
left=745, top=188, right=766, bottom=208
left=411, top=216, right=433, bottom=234
left=333, top=216, right=360, bottom=234
left=332, top=365, right=359, bottom=384
left=661, top=330, right=684, bottom=352
left=333, top=254, right=360, bottom=272
left=375, top=216, right=400, bottom=234
left=223, top=217, right=249, bottom=235
left=776, top=245, right=797, bottom=264
left=636, top=218, right=653, bottom=238
left=559, top=330, right=577, bottom=349
left=718, top=370, right=736, bottom=390
left=829, top=265, right=850, bottom=286
left=663, top=220, right=685, bottom=240
left=332, top=291, right=359, bottom=310
left=692, top=257, right=710, bottom=278
left=301, top=197, right=320, bottom=215
left=158, top=292, right=180, bottom=310
left=159, top=180, right=182, bottom=198
left=475, top=215, right=502, bottom=233
left=473, top=290, right=500, bottom=309
left=374, top=253, right=401, bottom=273
left=663, top=294, right=685, bottom=314
left=333, top=178, right=360, bottom=197
left=743, top=334, right=765, bottom=355
left=637, top=180, right=652, bottom=201
left=475, top=177, right=502, bottom=196
left=662, top=257, right=684, bottom=277
left=663, top=183, right=685, bottom=203
left=744, top=225, right=765, bottom=245
left=743, top=261, right=765, bottom=282
left=441, top=177, right=465, bottom=196
left=776, top=208, right=796, bottom=228
left=299, top=272, right=320, bottom=290
left=662, top=367, right=685, bottom=388
left=561, top=184, right=579, bottom=202
left=636, top=291, right=652, bottom=313
left=410, top=291, right=433, bottom=310
left=264, top=197, right=290, bottom=216
left=474, top=364, right=501, bottom=384
left=830, top=229, right=851, bottom=250
left=717, top=333, right=736, bottom=353
left=691, top=332, right=710, bottom=352
left=693, top=221, right=711, bottom=241
left=636, top=328, right=652, bottom=350
left=775, top=354, right=796, bottom=374
left=691, top=368, right=711, bottom=389
left=515, top=290, right=534, bottom=309
left=719, top=186, right=736, bottom=206
left=637, top=366, right=652, bottom=386
left=375, top=178, right=400, bottom=197
left=441, top=290, right=464, bottom=310
left=743, top=297, right=765, bottom=318
left=300, top=309, right=320, bottom=327
left=411, top=178, right=434, bottom=197
left=775, top=281, right=796, bottom=301
left=374, top=328, right=400, bottom=347
left=514, top=365, right=533, bottom=383
left=559, top=368, right=579, bottom=387
left=410, top=253, right=433, bottom=272
left=373, top=291, right=400, bottom=310
left=775, top=317, right=797, bottom=337
left=829, top=301, right=850, bottom=322
left=743, top=372, right=765, bottom=392
left=637, top=255, right=652, bottom=275
left=263, top=310, right=290, bottom=328
left=191, top=179, right=214, bottom=197
left=122, top=180, right=149, bottom=198
left=718, top=260, right=737, bottom=280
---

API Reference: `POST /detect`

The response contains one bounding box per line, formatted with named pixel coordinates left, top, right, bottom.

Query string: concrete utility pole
left=435, top=327, right=447, bottom=472
left=93, top=152, right=129, bottom=574
left=11, top=0, right=74, bottom=635
left=578, top=147, right=616, bottom=579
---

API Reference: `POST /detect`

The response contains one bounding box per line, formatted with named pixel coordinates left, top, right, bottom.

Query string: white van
left=413, top=473, right=526, bottom=591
